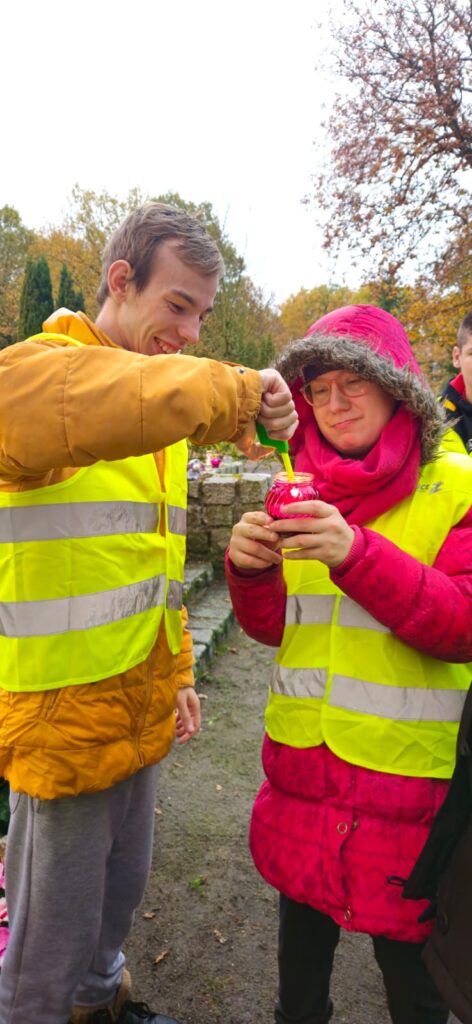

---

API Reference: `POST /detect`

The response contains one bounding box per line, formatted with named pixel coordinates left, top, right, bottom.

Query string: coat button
left=337, top=822, right=348, bottom=835
left=344, top=906, right=353, bottom=922
left=351, top=820, right=359, bottom=830
left=437, top=910, right=449, bottom=935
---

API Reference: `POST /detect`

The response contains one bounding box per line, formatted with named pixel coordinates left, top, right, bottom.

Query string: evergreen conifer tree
left=74, top=289, right=85, bottom=312
left=57, top=263, right=85, bottom=312
left=18, top=257, right=54, bottom=339
left=57, top=263, right=75, bottom=308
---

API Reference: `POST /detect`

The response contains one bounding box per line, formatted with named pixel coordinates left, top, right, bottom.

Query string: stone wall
left=187, top=471, right=272, bottom=570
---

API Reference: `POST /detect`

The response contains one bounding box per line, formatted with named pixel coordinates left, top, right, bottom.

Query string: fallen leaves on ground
left=213, top=928, right=227, bottom=944
left=154, top=949, right=170, bottom=965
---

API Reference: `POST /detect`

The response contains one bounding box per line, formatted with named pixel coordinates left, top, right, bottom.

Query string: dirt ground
left=124, top=625, right=456, bottom=1024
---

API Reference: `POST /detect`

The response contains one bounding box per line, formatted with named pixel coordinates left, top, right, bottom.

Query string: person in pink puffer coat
left=226, top=306, right=472, bottom=1024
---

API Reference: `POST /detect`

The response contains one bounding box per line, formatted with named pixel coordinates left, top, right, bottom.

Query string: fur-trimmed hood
left=275, top=305, right=446, bottom=464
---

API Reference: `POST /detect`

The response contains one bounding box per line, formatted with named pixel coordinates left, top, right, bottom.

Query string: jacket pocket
left=9, top=789, right=22, bottom=816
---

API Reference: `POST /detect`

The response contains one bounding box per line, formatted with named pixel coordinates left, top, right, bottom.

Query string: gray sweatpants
left=0, top=763, right=160, bottom=1024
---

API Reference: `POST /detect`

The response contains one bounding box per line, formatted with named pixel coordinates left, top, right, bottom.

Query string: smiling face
left=309, top=368, right=397, bottom=457
left=97, top=239, right=218, bottom=356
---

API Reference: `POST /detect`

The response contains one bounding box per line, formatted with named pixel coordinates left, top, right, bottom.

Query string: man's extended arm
left=0, top=342, right=293, bottom=480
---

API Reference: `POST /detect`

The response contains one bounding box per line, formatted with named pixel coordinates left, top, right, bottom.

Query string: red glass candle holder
left=265, top=472, right=319, bottom=519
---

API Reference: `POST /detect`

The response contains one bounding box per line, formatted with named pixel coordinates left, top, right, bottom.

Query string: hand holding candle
left=265, top=472, right=319, bottom=519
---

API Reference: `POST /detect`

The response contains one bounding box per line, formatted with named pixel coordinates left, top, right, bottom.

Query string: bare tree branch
left=314, top=0, right=472, bottom=275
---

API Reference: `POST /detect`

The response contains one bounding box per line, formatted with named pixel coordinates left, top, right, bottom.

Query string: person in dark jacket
left=404, top=683, right=472, bottom=1024
left=440, top=311, right=472, bottom=455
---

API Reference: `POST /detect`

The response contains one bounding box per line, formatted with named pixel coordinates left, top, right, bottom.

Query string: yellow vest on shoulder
left=0, top=333, right=188, bottom=691
left=267, top=452, right=472, bottom=779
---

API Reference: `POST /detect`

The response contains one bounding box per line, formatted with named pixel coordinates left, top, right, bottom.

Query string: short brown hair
left=457, top=311, right=472, bottom=351
left=97, top=203, right=225, bottom=306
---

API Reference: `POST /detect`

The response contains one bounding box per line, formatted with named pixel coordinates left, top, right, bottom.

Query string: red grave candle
left=265, top=472, right=319, bottom=519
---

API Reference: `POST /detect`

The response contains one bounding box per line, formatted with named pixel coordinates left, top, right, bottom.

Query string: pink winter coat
left=225, top=502, right=472, bottom=942
left=227, top=303, right=472, bottom=941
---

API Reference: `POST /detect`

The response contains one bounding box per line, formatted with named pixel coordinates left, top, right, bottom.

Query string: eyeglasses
left=302, top=375, right=370, bottom=408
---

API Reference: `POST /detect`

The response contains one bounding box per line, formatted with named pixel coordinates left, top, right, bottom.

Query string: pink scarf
left=294, top=403, right=421, bottom=526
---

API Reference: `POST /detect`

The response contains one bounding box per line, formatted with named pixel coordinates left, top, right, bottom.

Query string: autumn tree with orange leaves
left=316, top=0, right=472, bottom=276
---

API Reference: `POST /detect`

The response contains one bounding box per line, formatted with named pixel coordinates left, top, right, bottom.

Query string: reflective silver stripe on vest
left=337, top=597, right=390, bottom=634
left=0, top=575, right=166, bottom=638
left=166, top=579, right=183, bottom=610
left=0, top=502, right=158, bottom=542
left=330, top=675, right=467, bottom=723
left=286, top=594, right=335, bottom=626
left=286, top=593, right=389, bottom=633
left=271, top=664, right=328, bottom=699
left=167, top=505, right=187, bottom=536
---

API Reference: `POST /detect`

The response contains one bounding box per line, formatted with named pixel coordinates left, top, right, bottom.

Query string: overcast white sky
left=1, top=0, right=352, bottom=305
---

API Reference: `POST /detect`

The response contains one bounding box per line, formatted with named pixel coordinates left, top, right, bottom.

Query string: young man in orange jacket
left=0, top=203, right=297, bottom=1024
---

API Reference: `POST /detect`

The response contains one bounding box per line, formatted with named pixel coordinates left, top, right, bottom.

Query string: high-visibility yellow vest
left=440, top=423, right=470, bottom=457
left=267, top=451, right=472, bottom=779
left=0, top=333, right=188, bottom=692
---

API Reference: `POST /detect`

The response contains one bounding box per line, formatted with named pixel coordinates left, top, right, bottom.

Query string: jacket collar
left=42, top=309, right=119, bottom=349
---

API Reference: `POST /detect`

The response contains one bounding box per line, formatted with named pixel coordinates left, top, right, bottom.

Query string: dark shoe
left=275, top=995, right=333, bottom=1024
left=69, top=998, right=182, bottom=1024
left=117, top=1003, right=182, bottom=1024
